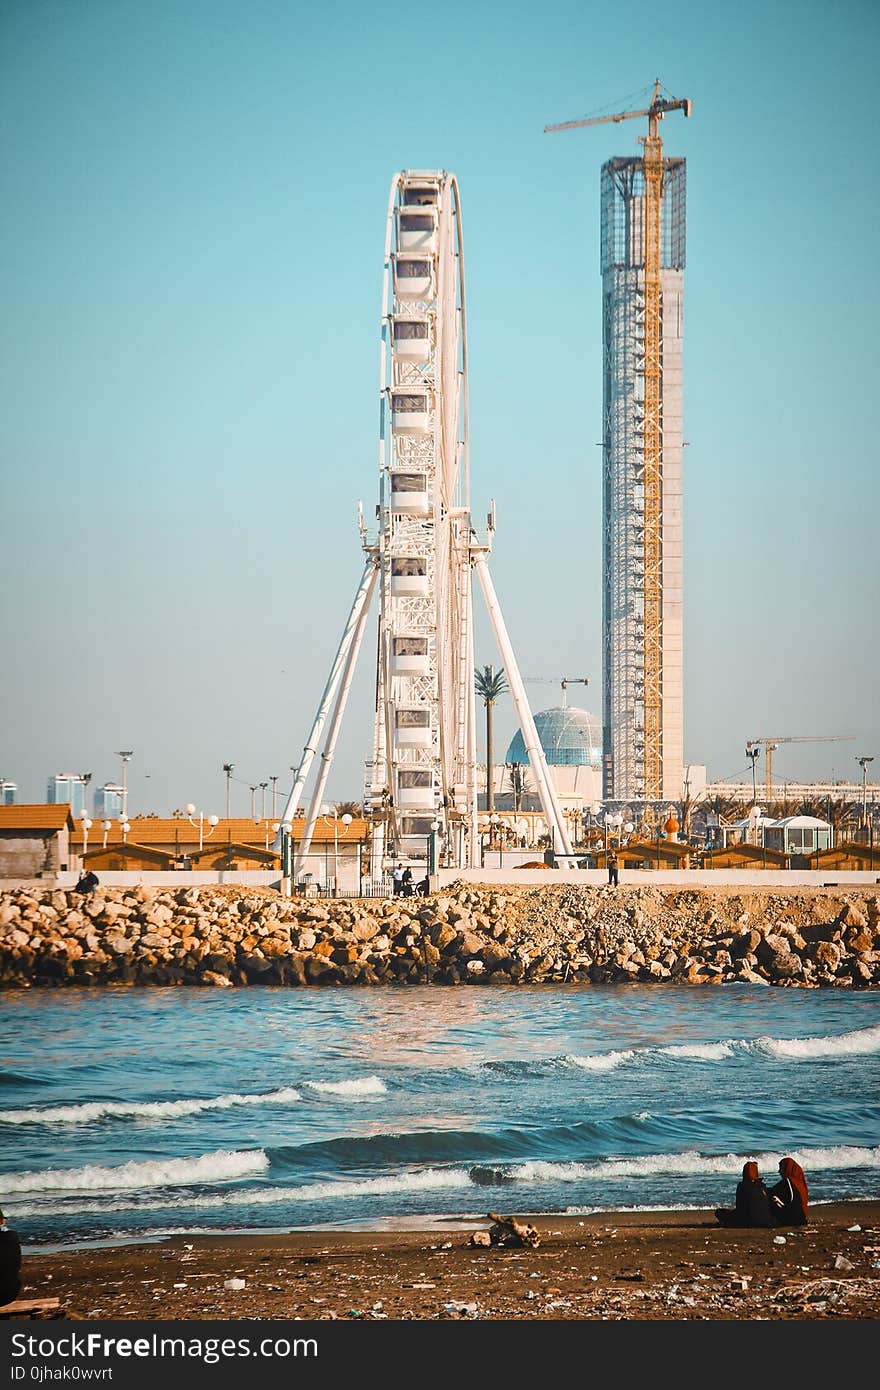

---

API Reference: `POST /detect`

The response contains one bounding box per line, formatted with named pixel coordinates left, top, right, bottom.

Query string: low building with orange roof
left=0, top=804, right=76, bottom=878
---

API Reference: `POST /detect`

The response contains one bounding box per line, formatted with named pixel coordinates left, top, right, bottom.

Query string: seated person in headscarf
left=769, top=1156, right=808, bottom=1225
left=715, top=1161, right=774, bottom=1227
left=0, top=1208, right=22, bottom=1305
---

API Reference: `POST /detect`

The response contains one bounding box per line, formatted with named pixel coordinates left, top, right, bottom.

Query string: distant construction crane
left=523, top=676, right=590, bottom=708
left=745, top=735, right=856, bottom=801
left=546, top=80, right=691, bottom=802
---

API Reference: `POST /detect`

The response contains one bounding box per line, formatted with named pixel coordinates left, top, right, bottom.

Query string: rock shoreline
left=3, top=881, right=880, bottom=990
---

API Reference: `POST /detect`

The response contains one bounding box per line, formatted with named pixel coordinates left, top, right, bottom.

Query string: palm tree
left=474, top=664, right=508, bottom=816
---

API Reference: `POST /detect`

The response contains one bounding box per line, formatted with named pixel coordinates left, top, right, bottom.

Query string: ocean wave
left=557, top=1024, right=880, bottom=1073
left=755, top=1024, right=880, bottom=1060
left=14, top=1166, right=473, bottom=1218
left=0, top=1070, right=49, bottom=1089
left=12, top=1143, right=880, bottom=1220
left=5, top=1148, right=268, bottom=1196
left=0, top=1087, right=302, bottom=1127
left=302, top=1077, right=387, bottom=1097
left=565, top=1050, right=636, bottom=1072
left=659, top=1042, right=735, bottom=1061
left=478, top=1144, right=880, bottom=1186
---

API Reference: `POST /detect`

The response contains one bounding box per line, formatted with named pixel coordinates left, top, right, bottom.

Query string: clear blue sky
left=2, top=0, right=878, bottom=817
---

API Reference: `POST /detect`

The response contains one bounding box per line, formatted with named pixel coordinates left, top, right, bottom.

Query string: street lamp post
left=249, top=785, right=258, bottom=819
left=185, top=803, right=219, bottom=852
left=79, top=811, right=92, bottom=867
left=115, top=752, right=133, bottom=821
left=101, top=820, right=112, bottom=849
left=223, top=763, right=234, bottom=819
left=857, top=756, right=874, bottom=831
left=270, top=776, right=279, bottom=818
left=320, top=805, right=353, bottom=895
left=260, top=782, right=268, bottom=819
left=428, top=819, right=440, bottom=875
left=746, top=743, right=759, bottom=802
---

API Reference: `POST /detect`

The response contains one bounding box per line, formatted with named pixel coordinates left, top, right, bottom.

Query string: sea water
left=3, top=984, right=879, bottom=1250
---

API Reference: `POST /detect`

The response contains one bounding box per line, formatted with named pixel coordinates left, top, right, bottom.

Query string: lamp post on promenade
left=250, top=785, right=258, bottom=819
left=428, top=819, right=440, bottom=875
left=260, top=782, right=268, bottom=820
left=320, top=805, right=353, bottom=894
left=101, top=820, right=112, bottom=849
left=185, top=803, right=219, bottom=852
left=115, top=752, right=133, bottom=821
left=857, top=756, right=874, bottom=831
left=270, top=776, right=279, bottom=818
left=223, top=764, right=235, bottom=820
left=79, top=812, right=92, bottom=867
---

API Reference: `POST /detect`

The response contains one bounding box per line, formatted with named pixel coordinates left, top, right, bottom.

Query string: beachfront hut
left=763, top=815, right=833, bottom=859
left=703, top=842, right=789, bottom=870
left=0, top=804, right=75, bottom=877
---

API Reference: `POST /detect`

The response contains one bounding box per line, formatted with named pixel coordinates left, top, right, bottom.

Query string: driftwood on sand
left=469, top=1212, right=541, bottom=1249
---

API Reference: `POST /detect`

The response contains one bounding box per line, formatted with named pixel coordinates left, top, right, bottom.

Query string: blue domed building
left=481, top=706, right=603, bottom=813
left=505, top=706, right=602, bottom=769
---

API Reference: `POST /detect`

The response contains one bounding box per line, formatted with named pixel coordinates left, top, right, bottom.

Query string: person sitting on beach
left=0, top=1208, right=22, bottom=1306
left=715, top=1161, right=775, bottom=1228
left=769, top=1156, right=808, bottom=1225
left=75, top=869, right=100, bottom=895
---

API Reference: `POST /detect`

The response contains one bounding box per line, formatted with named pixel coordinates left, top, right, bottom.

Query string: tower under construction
left=601, top=150, right=686, bottom=802
left=545, top=82, right=690, bottom=805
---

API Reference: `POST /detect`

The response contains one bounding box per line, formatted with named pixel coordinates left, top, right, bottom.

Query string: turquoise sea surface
left=3, top=984, right=879, bottom=1250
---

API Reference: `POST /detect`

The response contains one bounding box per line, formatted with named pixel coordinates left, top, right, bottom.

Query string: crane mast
left=746, top=735, right=856, bottom=801
left=545, top=80, right=691, bottom=801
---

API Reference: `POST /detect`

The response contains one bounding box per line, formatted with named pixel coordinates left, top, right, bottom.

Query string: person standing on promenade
left=607, top=848, right=619, bottom=888
left=770, top=1156, right=809, bottom=1225
left=715, top=1161, right=775, bottom=1227
left=392, top=863, right=405, bottom=897
left=0, top=1209, right=22, bottom=1306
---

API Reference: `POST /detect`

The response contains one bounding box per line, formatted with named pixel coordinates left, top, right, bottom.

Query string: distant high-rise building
left=47, top=773, right=87, bottom=816
left=0, top=780, right=17, bottom=805
left=94, top=783, right=124, bottom=818
left=600, top=153, right=686, bottom=802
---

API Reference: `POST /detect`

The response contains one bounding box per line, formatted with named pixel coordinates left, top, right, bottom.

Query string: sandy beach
left=11, top=1201, right=880, bottom=1322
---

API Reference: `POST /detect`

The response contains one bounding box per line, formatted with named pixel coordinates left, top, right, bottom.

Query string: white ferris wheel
left=276, top=170, right=574, bottom=883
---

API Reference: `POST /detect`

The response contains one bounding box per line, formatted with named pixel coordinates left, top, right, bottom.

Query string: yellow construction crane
left=523, top=676, right=589, bottom=708
left=745, top=735, right=856, bottom=801
left=545, top=80, right=691, bottom=800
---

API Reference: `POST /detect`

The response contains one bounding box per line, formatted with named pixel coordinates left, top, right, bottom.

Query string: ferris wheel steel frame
left=276, top=170, right=575, bottom=882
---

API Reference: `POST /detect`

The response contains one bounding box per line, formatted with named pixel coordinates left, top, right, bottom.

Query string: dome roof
left=504, top=706, right=602, bottom=768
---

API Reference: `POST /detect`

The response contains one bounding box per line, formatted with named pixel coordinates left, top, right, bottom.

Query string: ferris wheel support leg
left=275, top=557, right=379, bottom=877
left=296, top=563, right=379, bottom=883
left=473, top=556, right=576, bottom=862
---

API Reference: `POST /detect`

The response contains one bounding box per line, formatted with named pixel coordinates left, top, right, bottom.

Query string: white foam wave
left=660, top=1042, right=735, bottom=1061
left=303, top=1077, right=387, bottom=1097
left=5, top=1148, right=268, bottom=1196
left=0, top=1087, right=302, bottom=1127
left=489, top=1144, right=880, bottom=1186
left=14, top=1166, right=472, bottom=1218
left=565, top=1050, right=635, bottom=1072
left=755, top=1024, right=880, bottom=1060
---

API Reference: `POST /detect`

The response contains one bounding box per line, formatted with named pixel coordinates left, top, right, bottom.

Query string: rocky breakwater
left=1, top=882, right=879, bottom=990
